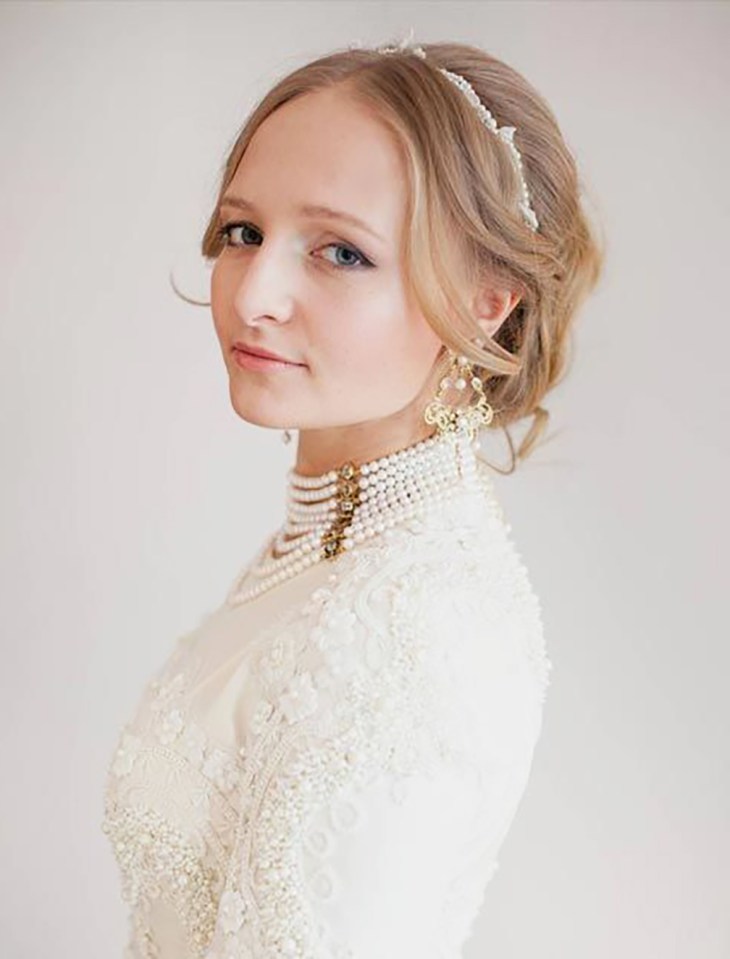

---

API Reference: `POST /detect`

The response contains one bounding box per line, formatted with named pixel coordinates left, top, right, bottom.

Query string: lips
left=232, top=341, right=302, bottom=365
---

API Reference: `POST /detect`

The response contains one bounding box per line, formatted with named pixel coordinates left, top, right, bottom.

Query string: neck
left=293, top=411, right=439, bottom=478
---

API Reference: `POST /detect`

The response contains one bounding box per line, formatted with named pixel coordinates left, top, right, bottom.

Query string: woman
left=102, top=36, right=603, bottom=959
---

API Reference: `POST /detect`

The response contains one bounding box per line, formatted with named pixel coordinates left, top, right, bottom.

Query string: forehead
left=225, top=87, right=408, bottom=242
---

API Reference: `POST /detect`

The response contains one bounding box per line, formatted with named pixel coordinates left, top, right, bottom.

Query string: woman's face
left=210, top=85, right=445, bottom=433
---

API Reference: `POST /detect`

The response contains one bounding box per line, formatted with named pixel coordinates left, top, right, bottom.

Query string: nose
left=232, top=234, right=298, bottom=329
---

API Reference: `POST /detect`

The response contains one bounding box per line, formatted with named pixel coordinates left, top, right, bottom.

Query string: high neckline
left=228, top=427, right=490, bottom=605
left=281, top=426, right=484, bottom=564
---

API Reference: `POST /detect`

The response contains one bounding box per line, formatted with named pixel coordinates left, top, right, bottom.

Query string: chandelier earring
left=424, top=345, right=494, bottom=442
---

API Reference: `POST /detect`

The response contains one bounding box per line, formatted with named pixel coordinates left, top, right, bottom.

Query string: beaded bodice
left=102, top=457, right=551, bottom=959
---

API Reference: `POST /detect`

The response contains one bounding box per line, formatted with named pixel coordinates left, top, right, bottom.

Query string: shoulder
left=286, top=481, right=550, bottom=763
left=236, top=471, right=551, bottom=767
left=323, top=474, right=549, bottom=681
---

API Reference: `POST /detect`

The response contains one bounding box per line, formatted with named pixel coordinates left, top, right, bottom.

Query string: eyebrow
left=219, top=195, right=385, bottom=244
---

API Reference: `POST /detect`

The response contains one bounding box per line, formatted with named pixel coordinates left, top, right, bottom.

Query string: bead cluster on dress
left=101, top=803, right=220, bottom=953
left=228, top=427, right=483, bottom=604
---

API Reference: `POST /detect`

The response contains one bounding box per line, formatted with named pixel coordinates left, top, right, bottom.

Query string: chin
left=228, top=386, right=295, bottom=430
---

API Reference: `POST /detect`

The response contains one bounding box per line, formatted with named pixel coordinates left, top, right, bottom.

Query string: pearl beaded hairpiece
left=352, top=31, right=540, bottom=233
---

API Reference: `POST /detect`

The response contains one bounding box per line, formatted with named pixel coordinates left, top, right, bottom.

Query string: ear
left=471, top=282, right=522, bottom=341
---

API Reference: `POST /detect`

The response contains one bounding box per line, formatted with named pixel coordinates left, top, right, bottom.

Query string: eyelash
left=215, top=220, right=375, bottom=271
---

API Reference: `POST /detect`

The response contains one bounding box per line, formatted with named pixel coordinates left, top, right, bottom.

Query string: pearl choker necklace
left=227, top=427, right=485, bottom=605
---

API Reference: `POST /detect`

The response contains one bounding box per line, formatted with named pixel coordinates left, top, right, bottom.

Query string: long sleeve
left=203, top=507, right=548, bottom=959
left=289, top=662, right=540, bottom=959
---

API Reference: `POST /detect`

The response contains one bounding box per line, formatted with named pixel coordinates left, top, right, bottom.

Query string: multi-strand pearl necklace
left=227, top=427, right=483, bottom=605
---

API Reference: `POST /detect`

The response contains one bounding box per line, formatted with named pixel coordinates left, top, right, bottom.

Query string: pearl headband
left=352, top=32, right=540, bottom=233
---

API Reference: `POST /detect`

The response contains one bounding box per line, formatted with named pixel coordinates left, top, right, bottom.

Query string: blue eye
left=219, top=222, right=261, bottom=248
left=322, top=244, right=367, bottom=269
left=216, top=221, right=374, bottom=270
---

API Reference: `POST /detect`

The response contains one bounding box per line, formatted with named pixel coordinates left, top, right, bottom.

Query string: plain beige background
left=1, top=2, right=727, bottom=956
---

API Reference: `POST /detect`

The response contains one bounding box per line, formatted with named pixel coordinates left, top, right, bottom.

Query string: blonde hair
left=196, top=40, right=605, bottom=473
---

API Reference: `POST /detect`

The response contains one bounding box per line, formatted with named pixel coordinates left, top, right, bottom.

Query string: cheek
left=315, top=303, right=442, bottom=393
left=209, top=264, right=227, bottom=343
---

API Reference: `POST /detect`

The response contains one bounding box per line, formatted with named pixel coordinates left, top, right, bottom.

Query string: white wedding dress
left=102, top=442, right=552, bottom=959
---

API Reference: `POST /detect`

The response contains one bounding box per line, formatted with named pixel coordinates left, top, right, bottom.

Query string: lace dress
left=102, top=458, right=551, bottom=959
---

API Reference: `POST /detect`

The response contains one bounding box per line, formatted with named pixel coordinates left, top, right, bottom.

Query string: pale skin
left=210, top=85, right=520, bottom=477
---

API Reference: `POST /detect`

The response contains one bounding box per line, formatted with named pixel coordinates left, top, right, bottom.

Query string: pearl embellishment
left=228, top=428, right=483, bottom=605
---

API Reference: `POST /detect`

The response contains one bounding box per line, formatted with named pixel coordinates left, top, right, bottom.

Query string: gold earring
left=423, top=349, right=494, bottom=441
